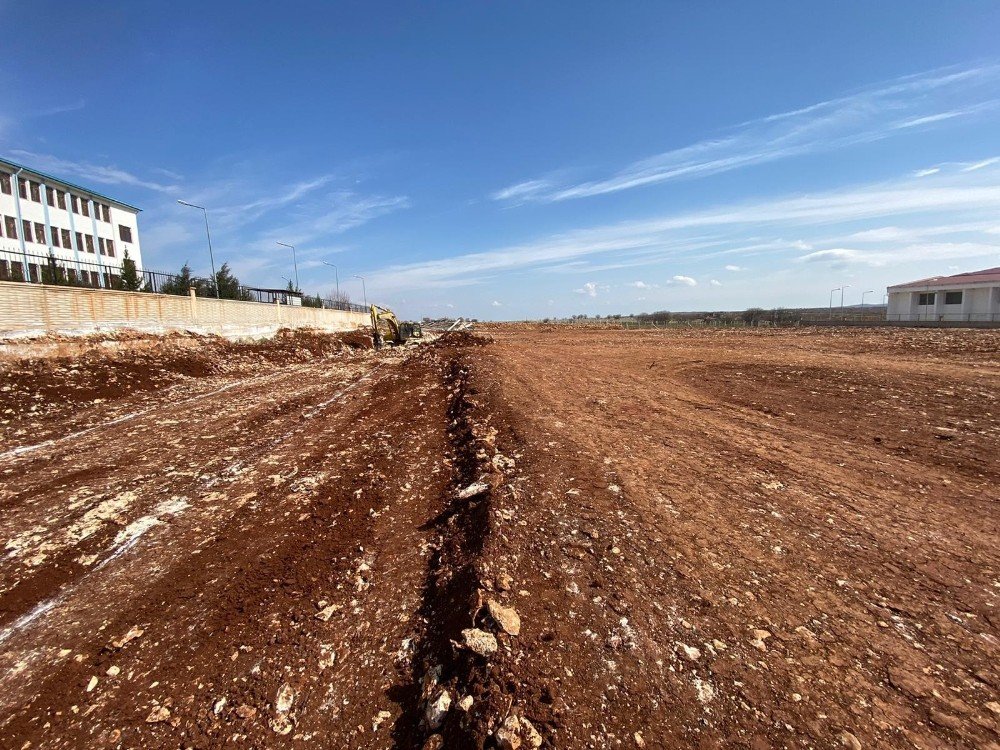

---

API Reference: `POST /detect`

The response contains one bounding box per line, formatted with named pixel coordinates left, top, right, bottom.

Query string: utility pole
left=354, top=274, right=367, bottom=308
left=276, top=242, right=298, bottom=291
left=177, top=200, right=219, bottom=298
left=322, top=261, right=340, bottom=300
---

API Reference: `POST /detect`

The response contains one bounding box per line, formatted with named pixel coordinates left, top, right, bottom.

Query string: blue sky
left=2, top=1, right=1000, bottom=319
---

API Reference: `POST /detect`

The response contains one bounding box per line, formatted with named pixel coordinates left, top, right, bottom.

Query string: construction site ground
left=0, top=326, right=997, bottom=749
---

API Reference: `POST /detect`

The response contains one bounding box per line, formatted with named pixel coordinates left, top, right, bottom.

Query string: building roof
left=0, top=156, right=142, bottom=212
left=888, top=267, right=1000, bottom=291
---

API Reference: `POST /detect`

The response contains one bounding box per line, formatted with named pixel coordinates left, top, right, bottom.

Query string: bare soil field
left=0, top=326, right=997, bottom=749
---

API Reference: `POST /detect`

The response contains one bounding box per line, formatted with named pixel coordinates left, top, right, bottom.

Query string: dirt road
left=0, top=327, right=997, bottom=749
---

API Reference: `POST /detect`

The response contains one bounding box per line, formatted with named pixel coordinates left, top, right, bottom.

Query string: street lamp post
left=354, top=274, right=367, bottom=308
left=177, top=200, right=220, bottom=298
left=276, top=242, right=298, bottom=291
left=861, top=289, right=875, bottom=307
left=830, top=287, right=841, bottom=319
left=322, top=261, right=340, bottom=301
left=840, top=284, right=850, bottom=310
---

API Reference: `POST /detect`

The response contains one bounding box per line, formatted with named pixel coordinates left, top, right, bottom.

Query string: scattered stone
left=495, top=715, right=523, bottom=750
left=461, top=628, right=498, bottom=657
left=86, top=676, right=98, bottom=692
left=105, top=665, right=120, bottom=677
left=497, top=573, right=514, bottom=591
left=986, top=700, right=1000, bottom=715
left=270, top=715, right=293, bottom=735
left=422, top=735, right=445, bottom=750
left=145, top=706, right=171, bottom=723
left=319, top=644, right=337, bottom=670
left=752, top=629, right=772, bottom=641
left=235, top=704, right=257, bottom=720
left=456, top=481, right=489, bottom=499
left=487, top=600, right=522, bottom=636
left=213, top=697, right=227, bottom=715
left=634, top=731, right=646, bottom=747
left=458, top=695, right=474, bottom=712
left=111, top=625, right=144, bottom=649
left=750, top=639, right=768, bottom=652
left=839, top=730, right=862, bottom=749
left=275, top=683, right=296, bottom=714
left=425, top=689, right=451, bottom=730
left=711, top=639, right=727, bottom=651
left=521, top=717, right=543, bottom=748
left=677, top=643, right=701, bottom=661
left=316, top=603, right=342, bottom=622
left=372, top=709, right=391, bottom=732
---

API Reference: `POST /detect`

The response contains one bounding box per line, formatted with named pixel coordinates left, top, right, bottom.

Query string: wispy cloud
left=6, top=149, right=178, bottom=193
left=492, top=65, right=1000, bottom=203
left=372, top=161, right=1000, bottom=293
left=710, top=279, right=722, bottom=287
left=668, top=275, right=698, bottom=287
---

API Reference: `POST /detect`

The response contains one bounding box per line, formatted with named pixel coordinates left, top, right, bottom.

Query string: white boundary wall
left=0, top=281, right=369, bottom=339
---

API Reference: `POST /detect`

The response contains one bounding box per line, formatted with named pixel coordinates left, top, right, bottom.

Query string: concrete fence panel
left=0, top=281, right=369, bottom=339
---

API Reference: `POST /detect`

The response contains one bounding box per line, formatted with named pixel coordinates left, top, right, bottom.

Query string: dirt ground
left=0, top=326, right=997, bottom=749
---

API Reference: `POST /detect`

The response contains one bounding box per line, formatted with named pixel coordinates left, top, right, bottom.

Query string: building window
left=71, top=195, right=79, bottom=214
left=46, top=187, right=55, bottom=208
left=4, top=216, right=17, bottom=238
left=85, top=234, right=95, bottom=253
left=76, top=231, right=86, bottom=252
left=944, top=291, right=963, bottom=305
left=81, top=200, right=90, bottom=218
left=30, top=181, right=41, bottom=202
left=98, top=238, right=106, bottom=255
left=57, top=190, right=66, bottom=210
left=18, top=179, right=27, bottom=199
left=51, top=227, right=61, bottom=248
left=917, top=293, right=936, bottom=306
left=22, top=220, right=33, bottom=243
left=106, top=238, right=116, bottom=257
left=0, top=173, right=11, bottom=195
left=102, top=204, right=110, bottom=222
left=34, top=222, right=46, bottom=245
left=119, top=224, right=133, bottom=243
left=62, top=228, right=71, bottom=248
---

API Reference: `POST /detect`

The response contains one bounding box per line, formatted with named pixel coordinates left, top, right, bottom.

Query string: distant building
left=0, top=156, right=143, bottom=287
left=887, top=267, right=1000, bottom=322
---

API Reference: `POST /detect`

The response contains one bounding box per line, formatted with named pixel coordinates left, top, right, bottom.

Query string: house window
left=98, top=238, right=106, bottom=255
left=22, top=220, right=33, bottom=243
left=106, top=238, right=115, bottom=257
left=4, top=216, right=17, bottom=238
left=944, top=291, right=963, bottom=305
left=61, top=228, right=71, bottom=248
left=30, top=181, right=41, bottom=202
left=102, top=204, right=110, bottom=222
left=85, top=234, right=95, bottom=253
left=0, top=173, right=11, bottom=195
left=917, top=292, right=935, bottom=306
left=119, top=224, right=133, bottom=243
left=34, top=222, right=46, bottom=245
left=51, top=227, right=61, bottom=248
left=46, top=187, right=55, bottom=207
left=18, top=179, right=27, bottom=199
left=81, top=200, right=90, bottom=218
left=57, top=190, right=66, bottom=210
left=76, top=231, right=87, bottom=252
left=71, top=195, right=79, bottom=214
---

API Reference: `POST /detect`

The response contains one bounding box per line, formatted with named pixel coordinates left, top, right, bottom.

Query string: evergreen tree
left=213, top=263, right=251, bottom=300
left=119, top=248, right=143, bottom=291
left=159, top=263, right=196, bottom=295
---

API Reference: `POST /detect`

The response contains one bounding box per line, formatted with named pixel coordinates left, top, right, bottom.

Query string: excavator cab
left=370, top=305, right=423, bottom=348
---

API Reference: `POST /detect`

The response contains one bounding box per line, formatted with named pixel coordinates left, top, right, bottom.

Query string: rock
left=111, top=625, right=144, bottom=649
left=497, top=573, right=514, bottom=591
left=677, top=643, right=701, bottom=661
left=458, top=695, right=474, bottom=712
left=422, top=735, right=445, bottom=750
left=752, top=629, right=772, bottom=641
left=461, top=628, right=498, bottom=657
left=235, top=704, right=257, bottom=720
left=372, top=709, right=391, bottom=732
left=986, top=700, right=1000, bottom=715
left=105, top=665, right=120, bottom=677
left=275, top=683, right=296, bottom=714
left=487, top=600, right=522, bottom=636
left=521, top=717, right=543, bottom=748
left=750, top=639, right=768, bottom=652
left=839, top=730, right=862, bottom=749
left=634, top=731, right=646, bottom=747
left=456, top=481, right=489, bottom=499
left=495, top=715, right=523, bottom=750
left=319, top=644, right=337, bottom=669
left=425, top=689, right=451, bottom=730
left=316, top=603, right=341, bottom=622
left=145, top=706, right=171, bottom=723
left=270, top=715, right=293, bottom=735
left=213, top=697, right=227, bottom=715
left=86, top=675, right=98, bottom=692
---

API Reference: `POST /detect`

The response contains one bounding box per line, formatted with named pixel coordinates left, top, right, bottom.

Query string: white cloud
left=491, top=65, right=1000, bottom=203
left=491, top=300, right=502, bottom=307
left=914, top=167, right=941, bottom=177
left=962, top=156, right=1000, bottom=172
left=8, top=148, right=178, bottom=193
left=668, top=275, right=698, bottom=287
left=710, top=279, right=722, bottom=287
left=724, top=264, right=744, bottom=271
left=629, top=280, right=657, bottom=289
left=574, top=281, right=600, bottom=297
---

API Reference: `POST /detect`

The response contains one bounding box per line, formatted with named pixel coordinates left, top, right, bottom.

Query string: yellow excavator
left=369, top=304, right=423, bottom=348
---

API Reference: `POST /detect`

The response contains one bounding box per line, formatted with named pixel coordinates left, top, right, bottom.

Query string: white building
left=0, top=156, right=143, bottom=287
left=887, top=267, right=1000, bottom=323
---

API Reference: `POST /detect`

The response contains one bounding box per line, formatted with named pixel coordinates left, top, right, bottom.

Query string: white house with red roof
left=886, top=267, right=1000, bottom=323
